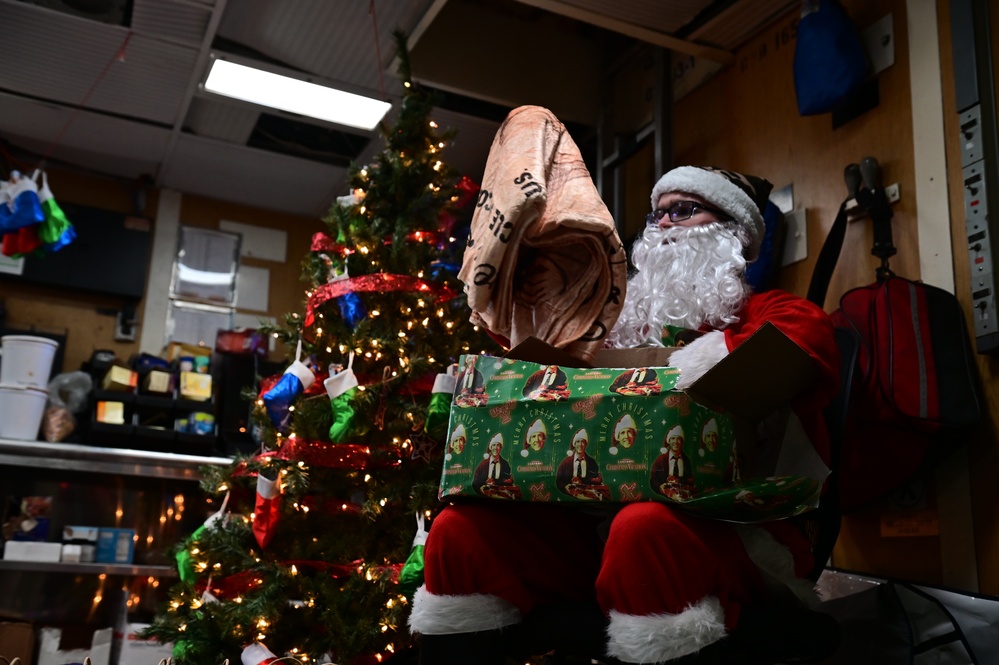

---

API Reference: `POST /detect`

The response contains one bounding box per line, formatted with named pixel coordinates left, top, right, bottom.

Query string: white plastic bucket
left=0, top=385, right=48, bottom=440
left=0, top=335, right=59, bottom=389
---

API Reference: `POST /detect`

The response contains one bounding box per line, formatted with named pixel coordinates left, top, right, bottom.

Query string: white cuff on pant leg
left=606, top=596, right=726, bottom=663
left=408, top=585, right=522, bottom=635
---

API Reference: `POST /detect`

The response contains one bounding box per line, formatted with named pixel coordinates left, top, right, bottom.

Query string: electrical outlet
left=115, top=311, right=137, bottom=342
left=780, top=209, right=808, bottom=267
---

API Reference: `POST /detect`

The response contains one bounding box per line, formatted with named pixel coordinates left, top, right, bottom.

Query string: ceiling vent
left=28, top=0, right=131, bottom=26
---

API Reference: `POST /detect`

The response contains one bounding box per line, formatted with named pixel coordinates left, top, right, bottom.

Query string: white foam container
left=0, top=384, right=48, bottom=440
left=0, top=335, right=59, bottom=389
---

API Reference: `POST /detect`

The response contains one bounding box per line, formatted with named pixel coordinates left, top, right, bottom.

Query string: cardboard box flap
left=503, top=336, right=594, bottom=368
left=684, top=322, right=817, bottom=422
left=505, top=337, right=675, bottom=369
left=593, top=346, right=674, bottom=368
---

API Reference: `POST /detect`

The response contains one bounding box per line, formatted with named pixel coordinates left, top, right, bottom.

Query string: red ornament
left=454, top=175, right=480, bottom=209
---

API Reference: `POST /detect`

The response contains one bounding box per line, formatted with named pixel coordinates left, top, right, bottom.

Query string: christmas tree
left=145, top=33, right=493, bottom=665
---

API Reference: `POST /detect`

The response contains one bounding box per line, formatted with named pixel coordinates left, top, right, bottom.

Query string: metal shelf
left=0, top=438, right=232, bottom=480
left=0, top=559, right=177, bottom=577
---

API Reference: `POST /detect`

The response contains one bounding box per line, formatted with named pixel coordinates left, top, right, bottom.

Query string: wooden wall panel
left=673, top=0, right=920, bottom=304
left=1, top=166, right=322, bottom=374
left=662, top=0, right=956, bottom=586
left=1, top=167, right=157, bottom=374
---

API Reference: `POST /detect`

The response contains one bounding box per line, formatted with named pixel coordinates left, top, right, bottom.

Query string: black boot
left=417, top=628, right=512, bottom=665
left=692, top=604, right=842, bottom=665
left=603, top=604, right=840, bottom=665
left=507, top=601, right=609, bottom=661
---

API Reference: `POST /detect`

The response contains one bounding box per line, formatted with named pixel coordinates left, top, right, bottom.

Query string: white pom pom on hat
left=650, top=166, right=774, bottom=261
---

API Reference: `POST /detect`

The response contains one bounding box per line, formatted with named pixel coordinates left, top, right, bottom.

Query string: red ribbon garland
left=273, top=440, right=374, bottom=469
left=304, top=273, right=456, bottom=328
left=250, top=438, right=403, bottom=470
left=311, top=229, right=445, bottom=254
left=311, top=232, right=347, bottom=254
left=197, top=559, right=405, bottom=599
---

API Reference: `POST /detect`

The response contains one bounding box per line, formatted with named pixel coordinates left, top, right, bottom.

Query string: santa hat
left=701, top=418, right=718, bottom=437
left=451, top=423, right=466, bottom=443
left=650, top=166, right=773, bottom=261
left=525, top=419, right=546, bottom=447
left=666, top=424, right=684, bottom=441
left=488, top=432, right=504, bottom=449
left=614, top=414, right=637, bottom=438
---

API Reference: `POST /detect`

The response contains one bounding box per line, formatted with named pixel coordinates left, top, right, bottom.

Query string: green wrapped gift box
left=439, top=323, right=827, bottom=523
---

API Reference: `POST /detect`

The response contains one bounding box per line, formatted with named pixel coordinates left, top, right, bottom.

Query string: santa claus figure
left=409, top=166, right=841, bottom=664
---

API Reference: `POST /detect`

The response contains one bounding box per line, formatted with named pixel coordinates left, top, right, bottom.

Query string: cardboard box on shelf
left=101, top=365, right=137, bottom=392
left=63, top=525, right=100, bottom=543
left=95, top=528, right=135, bottom=564
left=439, top=323, right=826, bottom=523
left=111, top=622, right=174, bottom=665
left=0, top=621, right=34, bottom=664
left=37, top=626, right=112, bottom=665
left=3, top=540, right=62, bottom=562
left=61, top=543, right=96, bottom=563
left=140, top=369, right=174, bottom=395
left=179, top=371, right=212, bottom=401
left=96, top=401, right=126, bottom=425
left=165, top=341, right=212, bottom=363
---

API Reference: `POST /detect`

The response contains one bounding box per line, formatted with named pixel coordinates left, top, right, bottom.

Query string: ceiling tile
left=161, top=134, right=346, bottom=216
left=131, top=0, right=214, bottom=45
left=0, top=0, right=199, bottom=126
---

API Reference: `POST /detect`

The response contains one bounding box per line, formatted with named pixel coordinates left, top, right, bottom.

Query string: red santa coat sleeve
left=723, top=290, right=840, bottom=464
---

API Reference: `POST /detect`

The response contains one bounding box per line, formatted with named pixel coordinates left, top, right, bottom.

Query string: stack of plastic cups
left=0, top=335, right=59, bottom=440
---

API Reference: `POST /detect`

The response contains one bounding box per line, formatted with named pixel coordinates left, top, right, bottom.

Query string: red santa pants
left=421, top=501, right=767, bottom=630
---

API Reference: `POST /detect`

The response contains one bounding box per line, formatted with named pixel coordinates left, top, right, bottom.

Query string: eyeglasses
left=646, top=200, right=731, bottom=226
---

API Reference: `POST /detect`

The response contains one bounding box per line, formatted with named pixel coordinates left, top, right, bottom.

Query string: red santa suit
left=410, top=289, right=840, bottom=663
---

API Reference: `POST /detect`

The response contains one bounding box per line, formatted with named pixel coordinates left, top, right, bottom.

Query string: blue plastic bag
left=793, top=0, right=869, bottom=115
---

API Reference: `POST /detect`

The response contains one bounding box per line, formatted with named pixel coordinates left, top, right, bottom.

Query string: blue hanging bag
left=793, top=0, right=870, bottom=115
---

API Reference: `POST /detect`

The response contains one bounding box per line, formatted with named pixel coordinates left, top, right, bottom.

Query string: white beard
left=607, top=223, right=751, bottom=348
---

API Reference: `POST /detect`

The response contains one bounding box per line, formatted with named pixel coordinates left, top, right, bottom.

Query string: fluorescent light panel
left=204, top=59, right=391, bottom=131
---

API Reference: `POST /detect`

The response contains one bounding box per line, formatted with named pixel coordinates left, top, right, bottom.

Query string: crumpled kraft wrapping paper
left=458, top=106, right=628, bottom=362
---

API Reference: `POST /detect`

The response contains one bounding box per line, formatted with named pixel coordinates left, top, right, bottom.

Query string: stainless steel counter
left=0, top=437, right=232, bottom=480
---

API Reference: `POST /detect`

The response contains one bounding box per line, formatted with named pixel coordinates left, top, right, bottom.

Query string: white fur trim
left=432, top=372, right=457, bottom=395
left=614, top=413, right=637, bottom=437
left=733, top=525, right=820, bottom=608
left=242, top=642, right=277, bottom=665
left=651, top=166, right=764, bottom=260
left=324, top=368, right=358, bottom=399
left=670, top=331, right=729, bottom=390
left=256, top=474, right=280, bottom=500
left=285, top=359, right=316, bottom=391
left=408, top=586, right=522, bottom=635
left=606, top=596, right=726, bottom=663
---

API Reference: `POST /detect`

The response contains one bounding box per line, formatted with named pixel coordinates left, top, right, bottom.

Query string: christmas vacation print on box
left=439, top=354, right=821, bottom=522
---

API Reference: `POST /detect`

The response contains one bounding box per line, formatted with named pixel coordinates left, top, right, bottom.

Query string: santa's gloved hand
left=669, top=330, right=729, bottom=390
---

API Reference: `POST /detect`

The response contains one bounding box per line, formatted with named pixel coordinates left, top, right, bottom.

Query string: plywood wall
left=659, top=0, right=970, bottom=588
left=1, top=167, right=157, bottom=374
left=1, top=166, right=323, bottom=374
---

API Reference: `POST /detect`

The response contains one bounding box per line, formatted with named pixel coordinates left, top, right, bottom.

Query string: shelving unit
left=0, top=437, right=232, bottom=480
left=0, top=437, right=233, bottom=628
left=0, top=559, right=177, bottom=577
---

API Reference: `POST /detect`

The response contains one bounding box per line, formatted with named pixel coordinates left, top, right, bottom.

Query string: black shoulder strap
left=806, top=200, right=850, bottom=308
left=807, top=161, right=897, bottom=308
